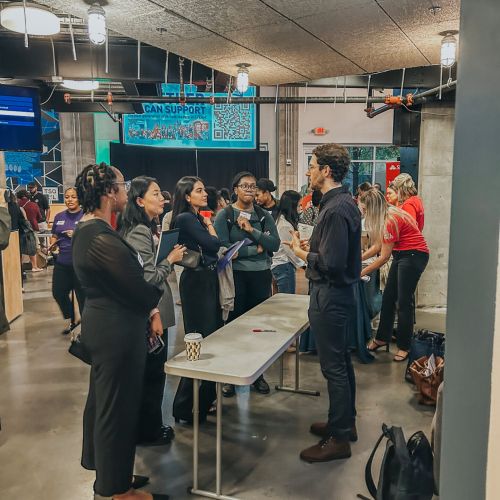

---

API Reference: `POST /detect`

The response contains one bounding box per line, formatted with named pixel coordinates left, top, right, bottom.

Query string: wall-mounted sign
left=42, top=186, right=59, bottom=203
left=122, top=84, right=257, bottom=150
left=312, top=127, right=327, bottom=136
left=386, top=161, right=401, bottom=189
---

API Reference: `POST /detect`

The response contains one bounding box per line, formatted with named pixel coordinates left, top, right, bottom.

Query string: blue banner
left=122, top=84, right=256, bottom=149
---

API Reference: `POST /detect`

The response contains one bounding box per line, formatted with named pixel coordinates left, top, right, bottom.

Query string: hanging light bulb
left=88, top=3, right=106, bottom=46
left=440, top=33, right=457, bottom=67
left=236, top=63, right=250, bottom=94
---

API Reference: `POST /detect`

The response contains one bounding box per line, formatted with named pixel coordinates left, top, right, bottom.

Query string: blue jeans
left=272, top=262, right=296, bottom=294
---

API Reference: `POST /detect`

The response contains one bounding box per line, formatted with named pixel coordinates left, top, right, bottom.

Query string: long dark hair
left=171, top=176, right=203, bottom=225
left=277, top=190, right=301, bottom=230
left=75, top=163, right=118, bottom=213
left=120, top=176, right=157, bottom=237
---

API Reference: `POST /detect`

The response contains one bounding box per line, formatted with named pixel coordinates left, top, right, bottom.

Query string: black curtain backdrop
left=110, top=143, right=269, bottom=193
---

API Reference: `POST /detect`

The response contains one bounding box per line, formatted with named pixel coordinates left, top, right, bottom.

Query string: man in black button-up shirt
left=290, top=143, right=361, bottom=463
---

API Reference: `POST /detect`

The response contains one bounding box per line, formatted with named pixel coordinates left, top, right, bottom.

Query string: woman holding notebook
left=121, top=176, right=185, bottom=447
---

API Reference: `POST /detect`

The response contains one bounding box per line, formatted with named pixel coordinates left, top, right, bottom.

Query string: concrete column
left=59, top=113, right=96, bottom=187
left=417, top=103, right=455, bottom=308
left=278, top=87, right=299, bottom=193
left=440, top=0, right=500, bottom=498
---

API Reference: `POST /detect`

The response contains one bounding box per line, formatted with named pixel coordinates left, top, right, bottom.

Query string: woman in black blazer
left=73, top=163, right=167, bottom=500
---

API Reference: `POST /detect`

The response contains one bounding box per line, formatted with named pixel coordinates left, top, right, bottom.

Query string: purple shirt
left=51, top=209, right=83, bottom=266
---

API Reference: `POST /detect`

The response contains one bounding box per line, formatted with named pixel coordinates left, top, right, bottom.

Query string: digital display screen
left=122, top=84, right=256, bottom=150
left=0, top=84, right=42, bottom=151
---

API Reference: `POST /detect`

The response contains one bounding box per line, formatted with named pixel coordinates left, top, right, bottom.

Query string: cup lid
left=185, top=332, right=203, bottom=341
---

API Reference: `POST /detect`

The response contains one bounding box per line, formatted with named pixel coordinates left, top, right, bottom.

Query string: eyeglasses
left=115, top=180, right=131, bottom=192
left=237, top=183, right=257, bottom=191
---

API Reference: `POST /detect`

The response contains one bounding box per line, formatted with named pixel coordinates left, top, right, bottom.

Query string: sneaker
left=252, top=375, right=270, bottom=394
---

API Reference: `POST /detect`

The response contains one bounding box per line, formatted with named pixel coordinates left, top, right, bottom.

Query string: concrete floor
left=0, top=270, right=438, bottom=500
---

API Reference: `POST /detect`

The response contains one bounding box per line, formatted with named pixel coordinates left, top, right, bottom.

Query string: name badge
left=239, top=211, right=252, bottom=220
left=56, top=220, right=65, bottom=225
left=137, top=252, right=144, bottom=268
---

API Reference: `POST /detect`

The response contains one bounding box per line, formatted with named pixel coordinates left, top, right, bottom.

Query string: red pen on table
left=252, top=328, right=277, bottom=333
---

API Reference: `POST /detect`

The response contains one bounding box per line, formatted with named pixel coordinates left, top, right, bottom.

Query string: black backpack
left=358, top=424, right=434, bottom=500
left=223, top=204, right=273, bottom=256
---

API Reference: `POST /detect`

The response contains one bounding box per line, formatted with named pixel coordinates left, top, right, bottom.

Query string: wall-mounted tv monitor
left=0, top=84, right=42, bottom=152
left=122, top=84, right=257, bottom=150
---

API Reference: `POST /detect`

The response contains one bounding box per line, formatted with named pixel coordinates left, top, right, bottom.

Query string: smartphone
left=147, top=334, right=165, bottom=355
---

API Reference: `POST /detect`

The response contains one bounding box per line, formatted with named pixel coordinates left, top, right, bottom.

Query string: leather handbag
left=68, top=324, right=91, bottom=365
left=405, top=329, right=445, bottom=383
left=178, top=247, right=202, bottom=269
left=409, top=355, right=444, bottom=405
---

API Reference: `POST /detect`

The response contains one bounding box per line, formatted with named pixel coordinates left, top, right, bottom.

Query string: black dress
left=72, top=219, right=162, bottom=497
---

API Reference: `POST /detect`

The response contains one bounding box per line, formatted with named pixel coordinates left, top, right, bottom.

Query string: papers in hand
left=155, top=229, right=180, bottom=265
left=298, top=223, right=314, bottom=240
left=217, top=238, right=252, bottom=272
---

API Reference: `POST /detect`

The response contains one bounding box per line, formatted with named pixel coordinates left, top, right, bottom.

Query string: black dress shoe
left=131, top=474, right=150, bottom=489
left=139, top=425, right=175, bottom=446
left=253, top=376, right=270, bottom=394
left=222, top=383, right=235, bottom=398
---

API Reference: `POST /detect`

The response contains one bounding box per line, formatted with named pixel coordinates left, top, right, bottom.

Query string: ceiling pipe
left=63, top=80, right=456, bottom=106
left=366, top=80, right=456, bottom=118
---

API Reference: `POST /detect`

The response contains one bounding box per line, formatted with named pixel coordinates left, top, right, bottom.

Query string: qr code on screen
left=212, top=103, right=252, bottom=141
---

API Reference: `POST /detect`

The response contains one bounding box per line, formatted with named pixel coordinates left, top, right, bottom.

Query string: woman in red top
left=392, top=173, right=424, bottom=231
left=17, top=189, right=42, bottom=231
left=360, top=189, right=429, bottom=362
left=17, top=189, right=43, bottom=272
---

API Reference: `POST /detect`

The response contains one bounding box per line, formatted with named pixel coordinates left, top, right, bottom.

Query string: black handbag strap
left=365, top=429, right=387, bottom=498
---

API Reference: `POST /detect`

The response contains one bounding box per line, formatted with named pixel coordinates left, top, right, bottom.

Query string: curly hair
left=312, top=143, right=350, bottom=183
left=75, top=162, right=118, bottom=213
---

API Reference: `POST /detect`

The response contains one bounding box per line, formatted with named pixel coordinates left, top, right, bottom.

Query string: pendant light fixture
left=62, top=80, right=100, bottom=91
left=88, top=3, right=106, bottom=46
left=236, top=63, right=250, bottom=94
left=0, top=3, right=60, bottom=36
left=440, top=32, right=458, bottom=67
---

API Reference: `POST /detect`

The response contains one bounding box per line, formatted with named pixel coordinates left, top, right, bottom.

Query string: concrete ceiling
left=33, top=0, right=460, bottom=85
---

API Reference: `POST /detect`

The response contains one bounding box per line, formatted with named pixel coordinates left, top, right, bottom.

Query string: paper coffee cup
left=184, top=332, right=203, bottom=361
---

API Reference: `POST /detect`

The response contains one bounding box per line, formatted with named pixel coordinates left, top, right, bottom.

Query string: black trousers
left=52, top=262, right=85, bottom=321
left=180, top=267, right=222, bottom=337
left=309, top=282, right=357, bottom=440
left=81, top=300, right=147, bottom=496
left=173, top=267, right=221, bottom=422
left=376, top=250, right=429, bottom=351
left=137, top=329, right=168, bottom=442
left=229, top=269, right=272, bottom=321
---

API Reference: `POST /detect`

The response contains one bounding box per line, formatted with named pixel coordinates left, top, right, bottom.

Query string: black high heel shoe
left=367, top=339, right=389, bottom=352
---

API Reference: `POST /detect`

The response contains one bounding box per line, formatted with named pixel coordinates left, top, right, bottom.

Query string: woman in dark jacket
left=121, top=176, right=185, bottom=446
left=171, top=176, right=222, bottom=337
left=73, top=163, right=167, bottom=500
left=171, top=176, right=222, bottom=423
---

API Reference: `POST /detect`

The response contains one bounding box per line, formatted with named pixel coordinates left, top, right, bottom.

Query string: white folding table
left=165, top=293, right=319, bottom=500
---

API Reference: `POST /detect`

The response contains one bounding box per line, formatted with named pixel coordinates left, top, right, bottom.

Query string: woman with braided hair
left=72, top=163, right=168, bottom=500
